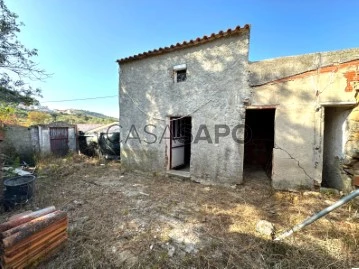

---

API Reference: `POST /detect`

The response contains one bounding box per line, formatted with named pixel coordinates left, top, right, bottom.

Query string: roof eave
left=116, top=24, right=250, bottom=65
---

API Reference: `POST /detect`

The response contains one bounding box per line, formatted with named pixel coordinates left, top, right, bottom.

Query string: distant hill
left=54, top=109, right=117, bottom=120
left=52, top=109, right=118, bottom=121
left=1, top=103, right=118, bottom=126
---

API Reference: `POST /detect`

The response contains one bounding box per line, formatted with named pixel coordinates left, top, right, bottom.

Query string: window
left=176, top=69, right=187, bottom=82
left=173, top=64, right=187, bottom=83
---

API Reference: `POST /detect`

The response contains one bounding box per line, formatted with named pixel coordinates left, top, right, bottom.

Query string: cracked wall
left=250, top=50, right=359, bottom=190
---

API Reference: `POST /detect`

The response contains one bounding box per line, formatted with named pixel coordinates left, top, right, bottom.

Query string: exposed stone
left=184, top=243, right=197, bottom=254
left=73, top=200, right=84, bottom=206
left=167, top=245, right=176, bottom=257
left=303, top=191, right=321, bottom=197
left=343, top=155, right=354, bottom=166
left=348, top=121, right=359, bottom=132
left=116, top=250, right=138, bottom=267
left=348, top=110, right=359, bottom=121
left=345, top=141, right=359, bottom=158
left=256, top=220, right=275, bottom=236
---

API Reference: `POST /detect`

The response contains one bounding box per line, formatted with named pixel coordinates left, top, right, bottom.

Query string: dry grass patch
left=0, top=155, right=358, bottom=268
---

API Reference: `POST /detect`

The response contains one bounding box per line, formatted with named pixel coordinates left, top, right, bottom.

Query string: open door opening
left=170, top=117, right=191, bottom=171
left=244, top=108, right=275, bottom=180
left=322, top=106, right=352, bottom=189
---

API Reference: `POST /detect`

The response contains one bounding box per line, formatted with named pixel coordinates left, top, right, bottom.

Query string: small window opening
left=176, top=69, right=187, bottom=82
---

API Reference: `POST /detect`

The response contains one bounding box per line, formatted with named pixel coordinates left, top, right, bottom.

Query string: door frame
left=167, top=116, right=191, bottom=170
left=49, top=127, right=69, bottom=156
left=320, top=103, right=355, bottom=188
left=243, top=106, right=277, bottom=179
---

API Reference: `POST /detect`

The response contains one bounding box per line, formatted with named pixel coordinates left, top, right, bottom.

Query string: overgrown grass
left=0, top=155, right=358, bottom=268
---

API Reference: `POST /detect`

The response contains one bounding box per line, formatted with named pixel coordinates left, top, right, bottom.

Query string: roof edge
left=117, top=24, right=250, bottom=64
left=249, top=47, right=359, bottom=86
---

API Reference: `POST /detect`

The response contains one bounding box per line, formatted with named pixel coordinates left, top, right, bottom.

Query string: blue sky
left=7, top=0, right=359, bottom=117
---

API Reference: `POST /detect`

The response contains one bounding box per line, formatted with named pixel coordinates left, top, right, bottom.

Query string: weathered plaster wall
left=30, top=126, right=40, bottom=153
left=250, top=49, right=359, bottom=190
left=38, top=126, right=51, bottom=154
left=120, top=30, right=250, bottom=184
left=0, top=126, right=34, bottom=164
left=68, top=128, right=76, bottom=151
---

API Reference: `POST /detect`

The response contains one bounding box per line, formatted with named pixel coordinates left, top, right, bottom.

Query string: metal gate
left=50, top=127, right=69, bottom=156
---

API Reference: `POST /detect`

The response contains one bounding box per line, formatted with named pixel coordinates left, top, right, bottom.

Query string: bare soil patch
left=1, top=155, right=359, bottom=268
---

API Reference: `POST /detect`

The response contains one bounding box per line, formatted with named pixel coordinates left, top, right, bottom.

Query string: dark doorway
left=322, top=106, right=352, bottom=189
left=244, top=109, right=275, bottom=178
left=170, top=117, right=192, bottom=170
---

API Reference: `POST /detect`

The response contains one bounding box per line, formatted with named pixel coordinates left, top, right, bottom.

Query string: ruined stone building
left=117, top=25, right=359, bottom=191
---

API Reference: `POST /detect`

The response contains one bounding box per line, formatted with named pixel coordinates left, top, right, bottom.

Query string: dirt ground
left=1, top=155, right=359, bottom=268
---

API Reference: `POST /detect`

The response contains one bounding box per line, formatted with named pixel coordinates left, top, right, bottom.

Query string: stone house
left=117, top=25, right=359, bottom=191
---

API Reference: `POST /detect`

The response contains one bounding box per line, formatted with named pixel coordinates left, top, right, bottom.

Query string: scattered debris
left=5, top=156, right=358, bottom=268
left=2, top=167, right=33, bottom=176
left=167, top=244, right=176, bottom=257
left=116, top=250, right=138, bottom=267
left=73, top=200, right=84, bottom=206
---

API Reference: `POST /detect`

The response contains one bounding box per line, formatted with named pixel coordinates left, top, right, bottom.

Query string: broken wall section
left=249, top=48, right=359, bottom=190
left=322, top=106, right=352, bottom=191
left=343, top=105, right=359, bottom=190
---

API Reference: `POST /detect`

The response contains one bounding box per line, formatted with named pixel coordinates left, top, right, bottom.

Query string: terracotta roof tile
left=117, top=24, right=250, bottom=64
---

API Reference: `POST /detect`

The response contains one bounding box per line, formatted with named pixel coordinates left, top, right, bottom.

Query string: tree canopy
left=0, top=0, right=48, bottom=105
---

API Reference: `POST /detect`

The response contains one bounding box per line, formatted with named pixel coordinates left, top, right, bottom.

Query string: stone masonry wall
left=343, top=105, right=359, bottom=189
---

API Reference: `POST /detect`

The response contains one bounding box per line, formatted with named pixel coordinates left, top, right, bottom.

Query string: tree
left=26, top=111, right=51, bottom=125
left=0, top=0, right=49, bottom=105
left=0, top=104, right=18, bottom=124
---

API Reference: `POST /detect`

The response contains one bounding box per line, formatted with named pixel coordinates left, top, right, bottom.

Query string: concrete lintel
left=246, top=105, right=278, bottom=109
left=320, top=102, right=356, bottom=107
